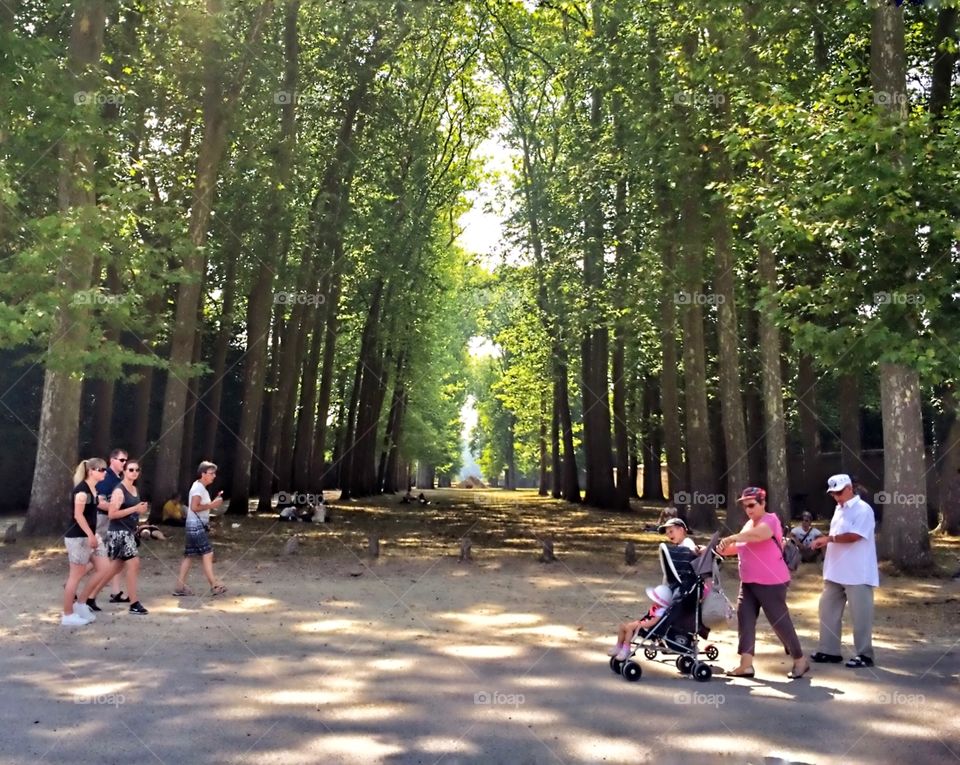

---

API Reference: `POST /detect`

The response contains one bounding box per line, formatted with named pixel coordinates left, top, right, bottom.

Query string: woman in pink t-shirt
left=717, top=486, right=810, bottom=680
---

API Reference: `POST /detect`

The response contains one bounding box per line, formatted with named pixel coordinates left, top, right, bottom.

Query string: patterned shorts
left=184, top=524, right=213, bottom=557
left=107, top=529, right=139, bottom=561
left=65, top=536, right=107, bottom=566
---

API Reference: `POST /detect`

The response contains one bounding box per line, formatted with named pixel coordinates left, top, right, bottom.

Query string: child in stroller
left=608, top=583, right=675, bottom=661
left=609, top=532, right=724, bottom=682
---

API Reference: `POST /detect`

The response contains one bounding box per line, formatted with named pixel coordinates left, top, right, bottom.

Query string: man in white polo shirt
left=809, top=474, right=880, bottom=668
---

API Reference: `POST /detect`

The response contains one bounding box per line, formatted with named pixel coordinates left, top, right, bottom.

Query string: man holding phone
left=172, top=461, right=228, bottom=597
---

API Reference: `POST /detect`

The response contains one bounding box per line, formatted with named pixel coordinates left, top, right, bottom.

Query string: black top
left=65, top=481, right=98, bottom=538
left=108, top=483, right=141, bottom=533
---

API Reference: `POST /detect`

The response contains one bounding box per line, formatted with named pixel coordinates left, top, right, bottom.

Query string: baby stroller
left=609, top=532, right=724, bottom=683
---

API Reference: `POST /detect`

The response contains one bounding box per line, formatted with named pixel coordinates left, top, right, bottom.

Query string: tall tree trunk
left=201, top=247, right=238, bottom=461
left=538, top=391, right=549, bottom=496
left=555, top=349, right=580, bottom=502
left=677, top=160, right=717, bottom=529
left=229, top=2, right=298, bottom=514
left=711, top=169, right=749, bottom=530
left=797, top=353, right=821, bottom=506
left=757, top=241, right=790, bottom=525
left=550, top=384, right=562, bottom=499
left=309, top=269, right=342, bottom=491
left=292, top=285, right=329, bottom=488
left=877, top=363, right=932, bottom=568
left=872, top=1, right=932, bottom=570
left=641, top=375, right=665, bottom=500
left=153, top=0, right=272, bottom=513
left=25, top=0, right=107, bottom=535
left=838, top=371, right=863, bottom=475
left=178, top=323, right=204, bottom=494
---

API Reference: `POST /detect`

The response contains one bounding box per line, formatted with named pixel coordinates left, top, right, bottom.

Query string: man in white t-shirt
left=790, top=512, right=824, bottom=563
left=809, top=474, right=879, bottom=668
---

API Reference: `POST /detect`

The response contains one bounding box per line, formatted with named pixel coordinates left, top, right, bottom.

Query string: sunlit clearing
left=297, top=618, right=358, bottom=633
left=505, top=624, right=581, bottom=641
left=211, top=596, right=277, bottom=612
left=369, top=657, right=416, bottom=672
left=569, top=736, right=650, bottom=761
left=264, top=689, right=355, bottom=705
left=439, top=610, right=541, bottom=628
left=310, top=734, right=404, bottom=760
left=865, top=717, right=935, bottom=739
left=70, top=682, right=130, bottom=698
left=414, top=736, right=479, bottom=755
left=439, top=644, right=523, bottom=659
left=327, top=704, right=409, bottom=723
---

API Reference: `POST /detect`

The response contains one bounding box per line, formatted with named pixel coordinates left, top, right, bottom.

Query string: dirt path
left=1, top=490, right=957, bottom=764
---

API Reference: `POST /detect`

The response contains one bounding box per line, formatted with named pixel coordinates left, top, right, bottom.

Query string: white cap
left=826, top=474, right=852, bottom=493
left=645, top=584, right=675, bottom=608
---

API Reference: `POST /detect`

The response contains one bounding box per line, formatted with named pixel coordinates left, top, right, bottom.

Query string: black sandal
left=109, top=591, right=131, bottom=603
left=845, top=654, right=874, bottom=668
left=810, top=652, right=843, bottom=663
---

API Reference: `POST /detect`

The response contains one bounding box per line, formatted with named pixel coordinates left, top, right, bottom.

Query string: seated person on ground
left=400, top=489, right=414, bottom=504
left=161, top=493, right=187, bottom=526
left=418, top=492, right=430, bottom=505
left=136, top=523, right=166, bottom=541
left=608, top=584, right=675, bottom=661
left=790, top=511, right=824, bottom=562
left=658, top=517, right=699, bottom=552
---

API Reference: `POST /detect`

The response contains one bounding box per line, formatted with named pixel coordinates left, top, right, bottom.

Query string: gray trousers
left=818, top=580, right=874, bottom=659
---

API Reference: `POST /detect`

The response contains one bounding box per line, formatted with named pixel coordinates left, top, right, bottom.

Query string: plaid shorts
left=107, top=529, right=139, bottom=561
left=65, top=536, right=107, bottom=565
left=184, top=523, right=213, bottom=557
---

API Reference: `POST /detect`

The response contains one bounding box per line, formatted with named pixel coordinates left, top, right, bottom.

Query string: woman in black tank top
left=62, top=458, right=111, bottom=627
left=78, top=459, right=150, bottom=615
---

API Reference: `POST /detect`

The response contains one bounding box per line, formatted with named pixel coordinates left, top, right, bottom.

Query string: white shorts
left=65, top=536, right=106, bottom=566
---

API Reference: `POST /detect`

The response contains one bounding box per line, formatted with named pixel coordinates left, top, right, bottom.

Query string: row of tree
left=468, top=0, right=959, bottom=570
left=2, top=1, right=493, bottom=529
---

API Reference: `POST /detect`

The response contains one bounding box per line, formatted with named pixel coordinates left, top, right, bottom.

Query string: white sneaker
left=73, top=603, right=96, bottom=622
left=607, top=644, right=621, bottom=657
left=61, top=612, right=90, bottom=626
left=615, top=646, right=631, bottom=661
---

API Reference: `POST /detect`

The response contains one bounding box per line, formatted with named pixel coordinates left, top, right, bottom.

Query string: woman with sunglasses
left=80, top=458, right=150, bottom=615
left=717, top=486, right=810, bottom=680
left=62, top=459, right=112, bottom=626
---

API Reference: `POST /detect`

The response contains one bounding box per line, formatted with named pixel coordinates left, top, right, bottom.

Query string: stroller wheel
left=705, top=645, right=719, bottom=661
left=692, top=662, right=713, bottom=682
left=622, top=661, right=642, bottom=682
left=677, top=655, right=695, bottom=674
left=610, top=657, right=624, bottom=674
left=643, top=648, right=658, bottom=660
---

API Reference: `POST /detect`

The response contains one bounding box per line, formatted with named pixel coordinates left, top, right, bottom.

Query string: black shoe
left=845, top=654, right=874, bottom=668
left=110, top=592, right=131, bottom=603
left=810, top=652, right=843, bottom=663
left=129, top=601, right=149, bottom=615
left=85, top=598, right=102, bottom=612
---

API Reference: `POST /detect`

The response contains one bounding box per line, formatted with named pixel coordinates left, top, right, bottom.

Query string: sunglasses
left=126, top=467, right=141, bottom=473
left=743, top=502, right=759, bottom=509
left=92, top=467, right=107, bottom=473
